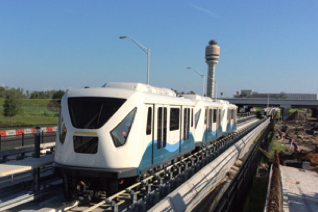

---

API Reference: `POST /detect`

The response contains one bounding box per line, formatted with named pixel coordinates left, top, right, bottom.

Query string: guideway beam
left=149, top=118, right=270, bottom=211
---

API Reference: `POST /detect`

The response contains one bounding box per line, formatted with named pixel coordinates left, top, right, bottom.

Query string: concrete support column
left=280, top=105, right=291, bottom=120
left=244, top=106, right=252, bottom=113
left=311, top=108, right=318, bottom=118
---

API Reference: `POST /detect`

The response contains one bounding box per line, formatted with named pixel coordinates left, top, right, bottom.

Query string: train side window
left=146, top=107, right=152, bottom=135
left=184, top=108, right=190, bottom=140
left=228, top=109, right=230, bottom=121
left=209, top=109, right=213, bottom=129
left=204, top=108, right=207, bottom=124
left=170, top=108, right=180, bottom=131
left=191, top=109, right=194, bottom=127
left=213, top=109, right=217, bottom=123
left=163, top=108, right=167, bottom=147
left=218, top=109, right=221, bottom=127
left=157, top=107, right=167, bottom=149
left=195, top=109, right=201, bottom=128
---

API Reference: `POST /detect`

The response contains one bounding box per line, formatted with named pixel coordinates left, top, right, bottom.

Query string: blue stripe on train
left=201, top=126, right=223, bottom=143
left=137, top=133, right=195, bottom=173
left=226, top=123, right=237, bottom=133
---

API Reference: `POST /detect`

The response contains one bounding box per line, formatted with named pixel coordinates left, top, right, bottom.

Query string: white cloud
left=0, top=83, right=5, bottom=87
left=189, top=4, right=221, bottom=18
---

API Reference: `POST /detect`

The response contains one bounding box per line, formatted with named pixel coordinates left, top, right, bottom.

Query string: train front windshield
left=68, top=97, right=126, bottom=129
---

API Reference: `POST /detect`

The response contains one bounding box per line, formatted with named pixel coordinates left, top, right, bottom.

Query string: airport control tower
left=205, top=40, right=220, bottom=98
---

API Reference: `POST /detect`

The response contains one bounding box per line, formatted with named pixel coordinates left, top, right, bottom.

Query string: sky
left=0, top=0, right=318, bottom=98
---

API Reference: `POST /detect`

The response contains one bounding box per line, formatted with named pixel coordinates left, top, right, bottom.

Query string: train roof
left=102, top=82, right=176, bottom=97
left=180, top=94, right=212, bottom=101
left=66, top=82, right=194, bottom=106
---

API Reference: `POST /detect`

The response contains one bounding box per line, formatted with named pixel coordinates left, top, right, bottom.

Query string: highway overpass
left=221, top=98, right=318, bottom=120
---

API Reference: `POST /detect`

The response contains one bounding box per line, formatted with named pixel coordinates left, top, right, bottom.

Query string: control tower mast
left=205, top=40, right=220, bottom=98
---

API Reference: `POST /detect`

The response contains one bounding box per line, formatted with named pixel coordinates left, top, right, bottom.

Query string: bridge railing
left=0, top=132, right=56, bottom=151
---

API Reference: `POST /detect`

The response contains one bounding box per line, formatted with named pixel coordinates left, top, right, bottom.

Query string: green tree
left=171, top=89, right=178, bottom=95
left=25, top=90, right=30, bottom=99
left=3, top=89, right=23, bottom=125
left=240, top=92, right=247, bottom=98
left=38, top=91, right=46, bottom=99
left=0, top=86, right=5, bottom=98
left=52, top=90, right=66, bottom=99
left=30, top=91, right=39, bottom=99
left=277, top=93, right=287, bottom=99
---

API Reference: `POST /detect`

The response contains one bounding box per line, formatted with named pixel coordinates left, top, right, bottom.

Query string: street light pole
left=187, top=67, right=205, bottom=96
left=119, top=36, right=150, bottom=84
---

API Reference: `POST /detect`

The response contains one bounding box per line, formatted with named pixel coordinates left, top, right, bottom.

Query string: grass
left=268, top=139, right=290, bottom=158
left=287, top=108, right=306, bottom=117
left=0, top=116, right=58, bottom=127
left=267, top=124, right=290, bottom=158
left=275, top=110, right=281, bottom=120
left=0, top=99, right=52, bottom=107
left=0, top=99, right=59, bottom=129
left=242, top=176, right=268, bottom=212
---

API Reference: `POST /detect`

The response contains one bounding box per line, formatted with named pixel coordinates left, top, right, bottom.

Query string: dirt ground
left=275, top=111, right=318, bottom=172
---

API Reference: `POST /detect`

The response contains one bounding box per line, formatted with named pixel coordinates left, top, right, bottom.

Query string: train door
left=204, top=107, right=209, bottom=142
left=145, top=105, right=154, bottom=165
left=234, top=109, right=237, bottom=130
left=227, top=108, right=231, bottom=133
left=212, top=108, right=217, bottom=134
left=190, top=108, right=194, bottom=137
left=169, top=106, right=181, bottom=154
left=180, top=107, right=192, bottom=152
left=153, top=105, right=168, bottom=164
left=217, top=108, right=222, bottom=136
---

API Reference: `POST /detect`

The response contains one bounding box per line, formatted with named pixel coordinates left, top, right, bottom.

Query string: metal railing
left=0, top=132, right=56, bottom=151
left=265, top=151, right=283, bottom=212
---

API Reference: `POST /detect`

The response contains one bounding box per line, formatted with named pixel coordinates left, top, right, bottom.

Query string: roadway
left=222, top=98, right=318, bottom=108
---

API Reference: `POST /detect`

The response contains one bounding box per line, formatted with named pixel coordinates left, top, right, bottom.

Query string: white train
left=54, top=82, right=237, bottom=200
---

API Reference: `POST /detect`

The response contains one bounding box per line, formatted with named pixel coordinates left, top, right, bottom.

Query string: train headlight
left=111, top=108, right=136, bottom=147
left=59, top=115, right=67, bottom=144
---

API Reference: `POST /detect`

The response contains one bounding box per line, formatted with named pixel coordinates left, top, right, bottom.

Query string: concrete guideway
left=0, top=154, right=54, bottom=177
left=149, top=118, right=270, bottom=212
left=0, top=117, right=263, bottom=211
left=0, top=154, right=55, bottom=211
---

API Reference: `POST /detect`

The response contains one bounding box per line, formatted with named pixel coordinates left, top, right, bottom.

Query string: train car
left=54, top=82, right=196, bottom=200
left=215, top=100, right=237, bottom=133
left=181, top=95, right=224, bottom=147
left=54, top=82, right=238, bottom=200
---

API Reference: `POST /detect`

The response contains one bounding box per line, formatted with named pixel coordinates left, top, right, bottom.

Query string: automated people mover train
left=54, top=82, right=237, bottom=200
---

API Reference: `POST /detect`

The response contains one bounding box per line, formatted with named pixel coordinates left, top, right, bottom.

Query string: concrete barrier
left=24, top=129, right=32, bottom=134
left=0, top=130, right=6, bottom=137
left=2, top=126, right=57, bottom=138
left=149, top=119, right=270, bottom=212
left=6, top=130, right=16, bottom=136
left=15, top=129, right=24, bottom=136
